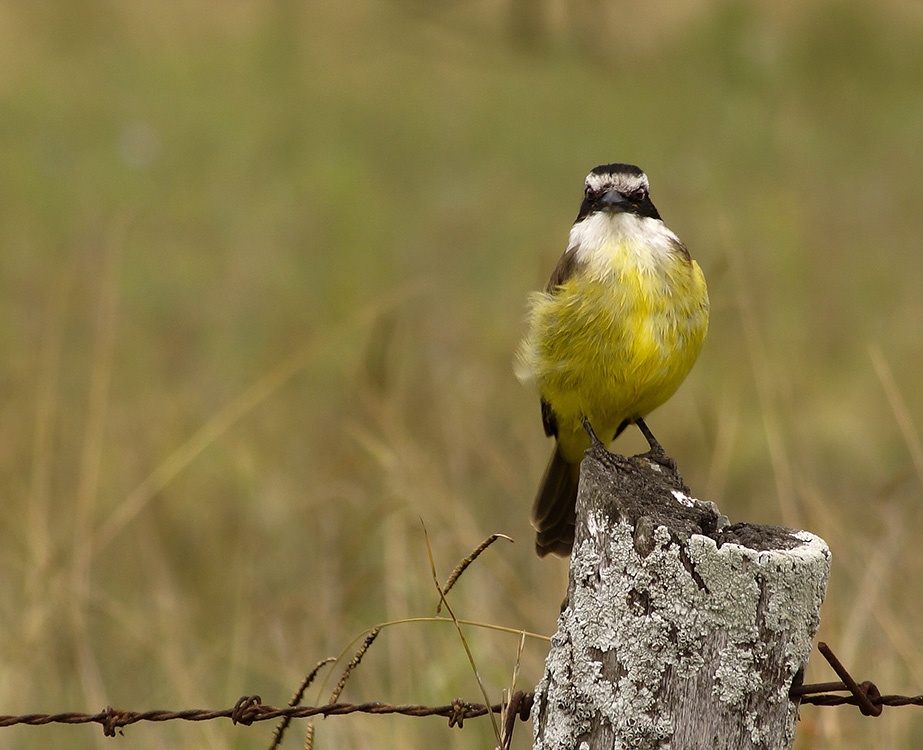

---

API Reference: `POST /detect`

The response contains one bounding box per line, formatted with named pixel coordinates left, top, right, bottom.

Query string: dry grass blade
left=509, top=632, right=526, bottom=699
left=70, top=226, right=125, bottom=736
left=268, top=657, right=336, bottom=750
left=92, top=282, right=429, bottom=557
left=422, top=521, right=502, bottom=745
left=724, top=219, right=799, bottom=528
left=869, top=345, right=923, bottom=489
left=314, top=617, right=549, bottom=702
left=836, top=507, right=903, bottom=676
left=436, top=534, right=514, bottom=614
left=26, top=273, right=71, bottom=642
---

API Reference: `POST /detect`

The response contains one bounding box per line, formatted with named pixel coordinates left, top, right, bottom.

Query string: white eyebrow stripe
left=585, top=170, right=649, bottom=195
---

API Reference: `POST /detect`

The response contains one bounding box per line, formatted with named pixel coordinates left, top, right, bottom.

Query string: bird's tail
left=531, top=444, right=580, bottom=557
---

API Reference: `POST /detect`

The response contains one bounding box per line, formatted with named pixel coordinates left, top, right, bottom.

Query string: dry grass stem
left=723, top=220, right=800, bottom=529
left=269, top=657, right=336, bottom=750
left=422, top=522, right=502, bottom=744
left=329, top=628, right=382, bottom=705
left=437, top=534, right=514, bottom=614
left=869, top=345, right=923, bottom=490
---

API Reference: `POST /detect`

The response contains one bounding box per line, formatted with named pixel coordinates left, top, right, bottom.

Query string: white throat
left=569, top=212, right=682, bottom=277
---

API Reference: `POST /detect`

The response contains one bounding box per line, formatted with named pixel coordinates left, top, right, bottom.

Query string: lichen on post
left=532, top=444, right=830, bottom=750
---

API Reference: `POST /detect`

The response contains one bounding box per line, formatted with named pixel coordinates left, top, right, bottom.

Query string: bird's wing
left=544, top=245, right=580, bottom=293
left=538, top=245, right=582, bottom=437
left=540, top=397, right=557, bottom=438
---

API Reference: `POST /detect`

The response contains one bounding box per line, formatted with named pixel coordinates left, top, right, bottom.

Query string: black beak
left=597, top=189, right=630, bottom=213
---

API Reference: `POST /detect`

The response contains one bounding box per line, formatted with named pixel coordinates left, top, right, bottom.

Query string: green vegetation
left=2, top=2, right=922, bottom=747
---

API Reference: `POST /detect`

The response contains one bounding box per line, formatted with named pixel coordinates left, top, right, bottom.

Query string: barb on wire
left=0, top=695, right=533, bottom=737
left=499, top=690, right=533, bottom=750
left=790, top=641, right=923, bottom=715
left=500, top=631, right=528, bottom=750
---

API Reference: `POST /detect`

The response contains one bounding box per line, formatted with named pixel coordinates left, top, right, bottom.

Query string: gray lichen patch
left=533, top=450, right=831, bottom=750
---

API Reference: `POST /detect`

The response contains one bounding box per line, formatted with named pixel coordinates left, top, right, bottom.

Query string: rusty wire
left=1, top=641, right=922, bottom=740
left=791, top=641, right=923, bottom=715
left=0, top=696, right=526, bottom=738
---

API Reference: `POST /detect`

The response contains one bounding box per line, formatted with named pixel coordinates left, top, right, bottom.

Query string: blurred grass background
left=1, top=1, right=922, bottom=747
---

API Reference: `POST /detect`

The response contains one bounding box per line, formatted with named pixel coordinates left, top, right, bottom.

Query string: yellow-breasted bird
left=516, top=163, right=709, bottom=556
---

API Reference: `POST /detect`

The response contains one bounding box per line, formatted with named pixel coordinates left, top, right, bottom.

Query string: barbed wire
left=800, top=692, right=923, bottom=709
left=0, top=693, right=533, bottom=738
left=0, top=642, right=921, bottom=743
left=790, top=641, right=923, bottom=716
left=0, top=531, right=919, bottom=746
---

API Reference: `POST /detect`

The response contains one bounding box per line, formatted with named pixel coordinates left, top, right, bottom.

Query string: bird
left=515, top=163, right=709, bottom=556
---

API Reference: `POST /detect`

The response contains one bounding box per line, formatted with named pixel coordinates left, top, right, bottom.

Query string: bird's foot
left=635, top=418, right=679, bottom=474
left=580, top=416, right=606, bottom=450
left=582, top=416, right=636, bottom=475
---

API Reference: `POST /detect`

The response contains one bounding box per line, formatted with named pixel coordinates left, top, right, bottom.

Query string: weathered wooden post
left=532, top=443, right=830, bottom=750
